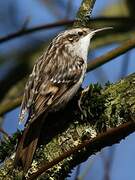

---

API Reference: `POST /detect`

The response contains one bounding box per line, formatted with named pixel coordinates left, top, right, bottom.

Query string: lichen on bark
left=0, top=73, right=135, bottom=179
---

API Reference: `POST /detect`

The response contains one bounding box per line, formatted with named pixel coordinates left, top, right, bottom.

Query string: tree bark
left=0, top=73, right=135, bottom=179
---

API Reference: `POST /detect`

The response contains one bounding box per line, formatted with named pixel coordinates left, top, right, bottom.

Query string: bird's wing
left=19, top=46, right=85, bottom=123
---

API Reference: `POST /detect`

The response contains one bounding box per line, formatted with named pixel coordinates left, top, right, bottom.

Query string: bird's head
left=54, top=27, right=112, bottom=60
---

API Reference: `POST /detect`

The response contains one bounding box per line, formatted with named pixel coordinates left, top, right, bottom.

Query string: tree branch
left=74, top=0, right=96, bottom=27
left=0, top=20, right=73, bottom=44
left=87, top=38, right=135, bottom=71
left=0, top=17, right=134, bottom=44
left=0, top=73, right=135, bottom=179
left=0, top=96, right=22, bottom=116
left=28, top=121, right=135, bottom=180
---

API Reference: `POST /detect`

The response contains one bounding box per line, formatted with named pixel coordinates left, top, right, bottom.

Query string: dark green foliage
left=0, top=130, right=21, bottom=163
left=79, top=84, right=105, bottom=121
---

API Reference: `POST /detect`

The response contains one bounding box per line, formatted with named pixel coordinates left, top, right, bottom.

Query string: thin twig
left=87, top=38, right=135, bottom=72
left=0, top=20, right=73, bottom=44
left=0, top=97, right=22, bottom=116
left=0, top=17, right=134, bottom=44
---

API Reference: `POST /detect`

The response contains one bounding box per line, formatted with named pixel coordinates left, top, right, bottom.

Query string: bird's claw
left=78, top=86, right=90, bottom=113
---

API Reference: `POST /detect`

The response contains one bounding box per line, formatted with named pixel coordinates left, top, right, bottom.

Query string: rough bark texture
left=0, top=73, right=135, bottom=179
left=74, top=0, right=96, bottom=27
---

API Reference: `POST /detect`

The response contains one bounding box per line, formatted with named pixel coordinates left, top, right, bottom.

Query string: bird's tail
left=14, top=117, right=44, bottom=173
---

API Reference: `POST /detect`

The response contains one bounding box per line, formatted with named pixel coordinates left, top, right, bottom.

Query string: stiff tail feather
left=14, top=117, right=44, bottom=173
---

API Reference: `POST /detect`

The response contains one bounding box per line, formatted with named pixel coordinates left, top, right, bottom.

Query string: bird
left=14, top=26, right=112, bottom=173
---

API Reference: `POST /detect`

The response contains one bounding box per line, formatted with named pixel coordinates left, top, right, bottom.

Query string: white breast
left=69, top=33, right=91, bottom=62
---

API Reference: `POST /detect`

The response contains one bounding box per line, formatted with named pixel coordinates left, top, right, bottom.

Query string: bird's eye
left=78, top=31, right=83, bottom=36
left=68, top=37, right=73, bottom=42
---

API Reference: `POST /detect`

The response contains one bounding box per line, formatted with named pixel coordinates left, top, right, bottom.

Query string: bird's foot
left=78, top=86, right=90, bottom=114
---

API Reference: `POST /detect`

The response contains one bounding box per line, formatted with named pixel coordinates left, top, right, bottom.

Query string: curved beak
left=90, top=27, right=113, bottom=36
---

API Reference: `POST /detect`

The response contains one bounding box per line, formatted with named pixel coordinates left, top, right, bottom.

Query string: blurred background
left=0, top=0, right=135, bottom=179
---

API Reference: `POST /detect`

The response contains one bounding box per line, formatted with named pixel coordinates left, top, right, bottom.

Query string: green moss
left=74, top=0, right=96, bottom=28
left=103, top=74, right=135, bottom=126
left=0, top=130, right=21, bottom=163
left=78, top=84, right=107, bottom=132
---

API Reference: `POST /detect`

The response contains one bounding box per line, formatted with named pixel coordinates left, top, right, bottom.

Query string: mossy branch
left=0, top=73, right=135, bottom=179
left=0, top=0, right=135, bottom=179
left=74, top=0, right=96, bottom=27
